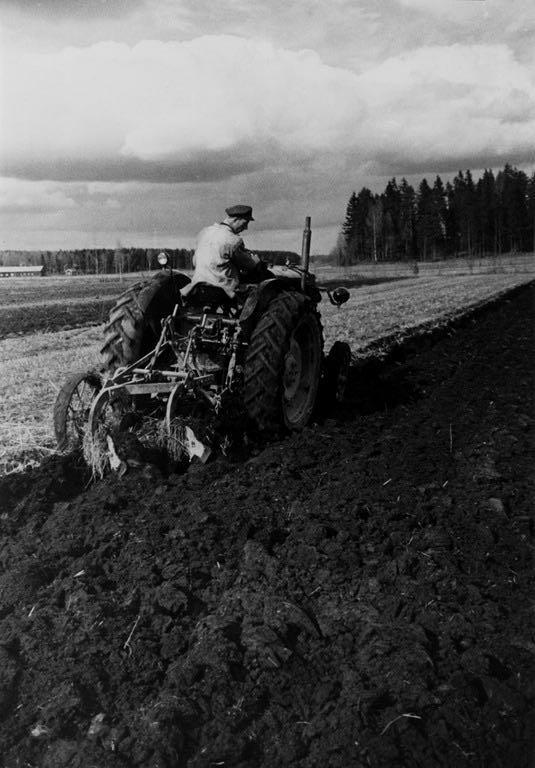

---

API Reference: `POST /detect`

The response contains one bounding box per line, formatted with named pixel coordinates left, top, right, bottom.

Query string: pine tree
left=382, top=178, right=402, bottom=260
left=464, top=169, right=477, bottom=255
left=496, top=165, right=529, bottom=252
left=416, top=178, right=442, bottom=260
left=341, top=192, right=358, bottom=263
left=527, top=173, right=535, bottom=255
left=352, top=188, right=375, bottom=261
left=444, top=181, right=458, bottom=256
left=477, top=169, right=497, bottom=255
left=432, top=176, right=447, bottom=258
left=399, top=179, right=416, bottom=261
left=451, top=170, right=477, bottom=255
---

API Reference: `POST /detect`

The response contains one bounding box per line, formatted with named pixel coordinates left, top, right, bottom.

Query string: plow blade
left=183, top=426, right=212, bottom=463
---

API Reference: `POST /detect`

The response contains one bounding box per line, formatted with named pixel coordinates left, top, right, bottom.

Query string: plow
left=53, top=217, right=351, bottom=474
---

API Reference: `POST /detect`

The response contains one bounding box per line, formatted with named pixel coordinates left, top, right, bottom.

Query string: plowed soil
left=0, top=299, right=116, bottom=338
left=0, top=285, right=534, bottom=768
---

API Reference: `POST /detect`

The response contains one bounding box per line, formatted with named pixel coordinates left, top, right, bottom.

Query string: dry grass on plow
left=82, top=411, right=173, bottom=481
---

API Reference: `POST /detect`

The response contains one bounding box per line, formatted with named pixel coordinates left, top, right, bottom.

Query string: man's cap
left=225, top=204, right=254, bottom=221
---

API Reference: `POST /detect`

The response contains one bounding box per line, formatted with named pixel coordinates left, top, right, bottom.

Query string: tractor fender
left=134, top=270, right=190, bottom=315
left=239, top=277, right=305, bottom=339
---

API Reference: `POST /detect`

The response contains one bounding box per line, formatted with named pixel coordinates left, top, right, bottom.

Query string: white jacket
left=181, top=223, right=260, bottom=298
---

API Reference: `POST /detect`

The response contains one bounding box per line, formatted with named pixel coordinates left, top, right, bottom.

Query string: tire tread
left=243, top=291, right=322, bottom=430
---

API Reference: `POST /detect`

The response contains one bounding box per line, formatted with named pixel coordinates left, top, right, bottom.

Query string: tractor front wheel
left=53, top=370, right=102, bottom=451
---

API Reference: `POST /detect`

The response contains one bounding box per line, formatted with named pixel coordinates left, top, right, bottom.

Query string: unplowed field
left=0, top=276, right=145, bottom=338
left=0, top=283, right=533, bottom=767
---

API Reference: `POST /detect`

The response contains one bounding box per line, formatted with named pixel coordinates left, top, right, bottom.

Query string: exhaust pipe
left=301, top=216, right=311, bottom=291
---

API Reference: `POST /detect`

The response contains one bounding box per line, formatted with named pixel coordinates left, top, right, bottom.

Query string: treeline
left=40, top=248, right=195, bottom=275
left=1, top=248, right=299, bottom=274
left=334, top=164, right=535, bottom=264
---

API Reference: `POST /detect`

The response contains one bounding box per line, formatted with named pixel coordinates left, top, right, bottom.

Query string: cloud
left=0, top=178, right=77, bottom=213
left=353, top=43, right=535, bottom=170
left=394, top=0, right=493, bottom=20
left=2, top=37, right=364, bottom=182
left=396, top=0, right=473, bottom=11
left=3, top=0, right=145, bottom=19
left=2, top=36, right=535, bottom=190
left=1, top=153, right=267, bottom=183
left=394, top=0, right=535, bottom=46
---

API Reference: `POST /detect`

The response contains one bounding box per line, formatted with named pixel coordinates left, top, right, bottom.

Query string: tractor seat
left=183, top=283, right=236, bottom=311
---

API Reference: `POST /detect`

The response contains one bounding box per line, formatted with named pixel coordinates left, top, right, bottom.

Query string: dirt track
left=0, top=285, right=534, bottom=768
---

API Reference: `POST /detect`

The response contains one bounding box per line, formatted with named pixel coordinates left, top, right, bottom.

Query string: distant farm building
left=0, top=265, right=44, bottom=278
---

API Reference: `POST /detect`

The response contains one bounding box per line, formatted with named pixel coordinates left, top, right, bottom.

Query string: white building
left=0, top=265, right=44, bottom=278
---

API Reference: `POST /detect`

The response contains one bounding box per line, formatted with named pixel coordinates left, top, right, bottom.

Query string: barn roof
left=0, top=265, right=44, bottom=274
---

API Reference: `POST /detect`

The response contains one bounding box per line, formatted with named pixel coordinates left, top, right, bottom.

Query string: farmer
left=181, top=204, right=268, bottom=301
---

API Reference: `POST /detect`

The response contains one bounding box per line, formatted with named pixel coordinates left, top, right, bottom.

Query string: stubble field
left=0, top=274, right=149, bottom=338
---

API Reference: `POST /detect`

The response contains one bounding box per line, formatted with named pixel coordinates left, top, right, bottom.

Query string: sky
left=1, top=0, right=534, bottom=253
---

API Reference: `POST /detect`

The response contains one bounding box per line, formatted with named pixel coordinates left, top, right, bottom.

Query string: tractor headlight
left=332, top=287, right=350, bottom=306
left=157, top=252, right=168, bottom=266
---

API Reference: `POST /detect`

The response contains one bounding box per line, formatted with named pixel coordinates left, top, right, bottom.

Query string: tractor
left=53, top=217, right=351, bottom=474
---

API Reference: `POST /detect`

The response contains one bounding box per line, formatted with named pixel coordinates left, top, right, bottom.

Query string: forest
left=335, top=164, right=535, bottom=264
left=0, top=249, right=300, bottom=275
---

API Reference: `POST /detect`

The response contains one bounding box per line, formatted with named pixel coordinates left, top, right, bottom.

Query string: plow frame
left=87, top=303, right=245, bottom=442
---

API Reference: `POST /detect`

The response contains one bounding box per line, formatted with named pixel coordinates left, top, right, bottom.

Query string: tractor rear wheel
left=100, top=272, right=188, bottom=372
left=244, top=291, right=323, bottom=430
